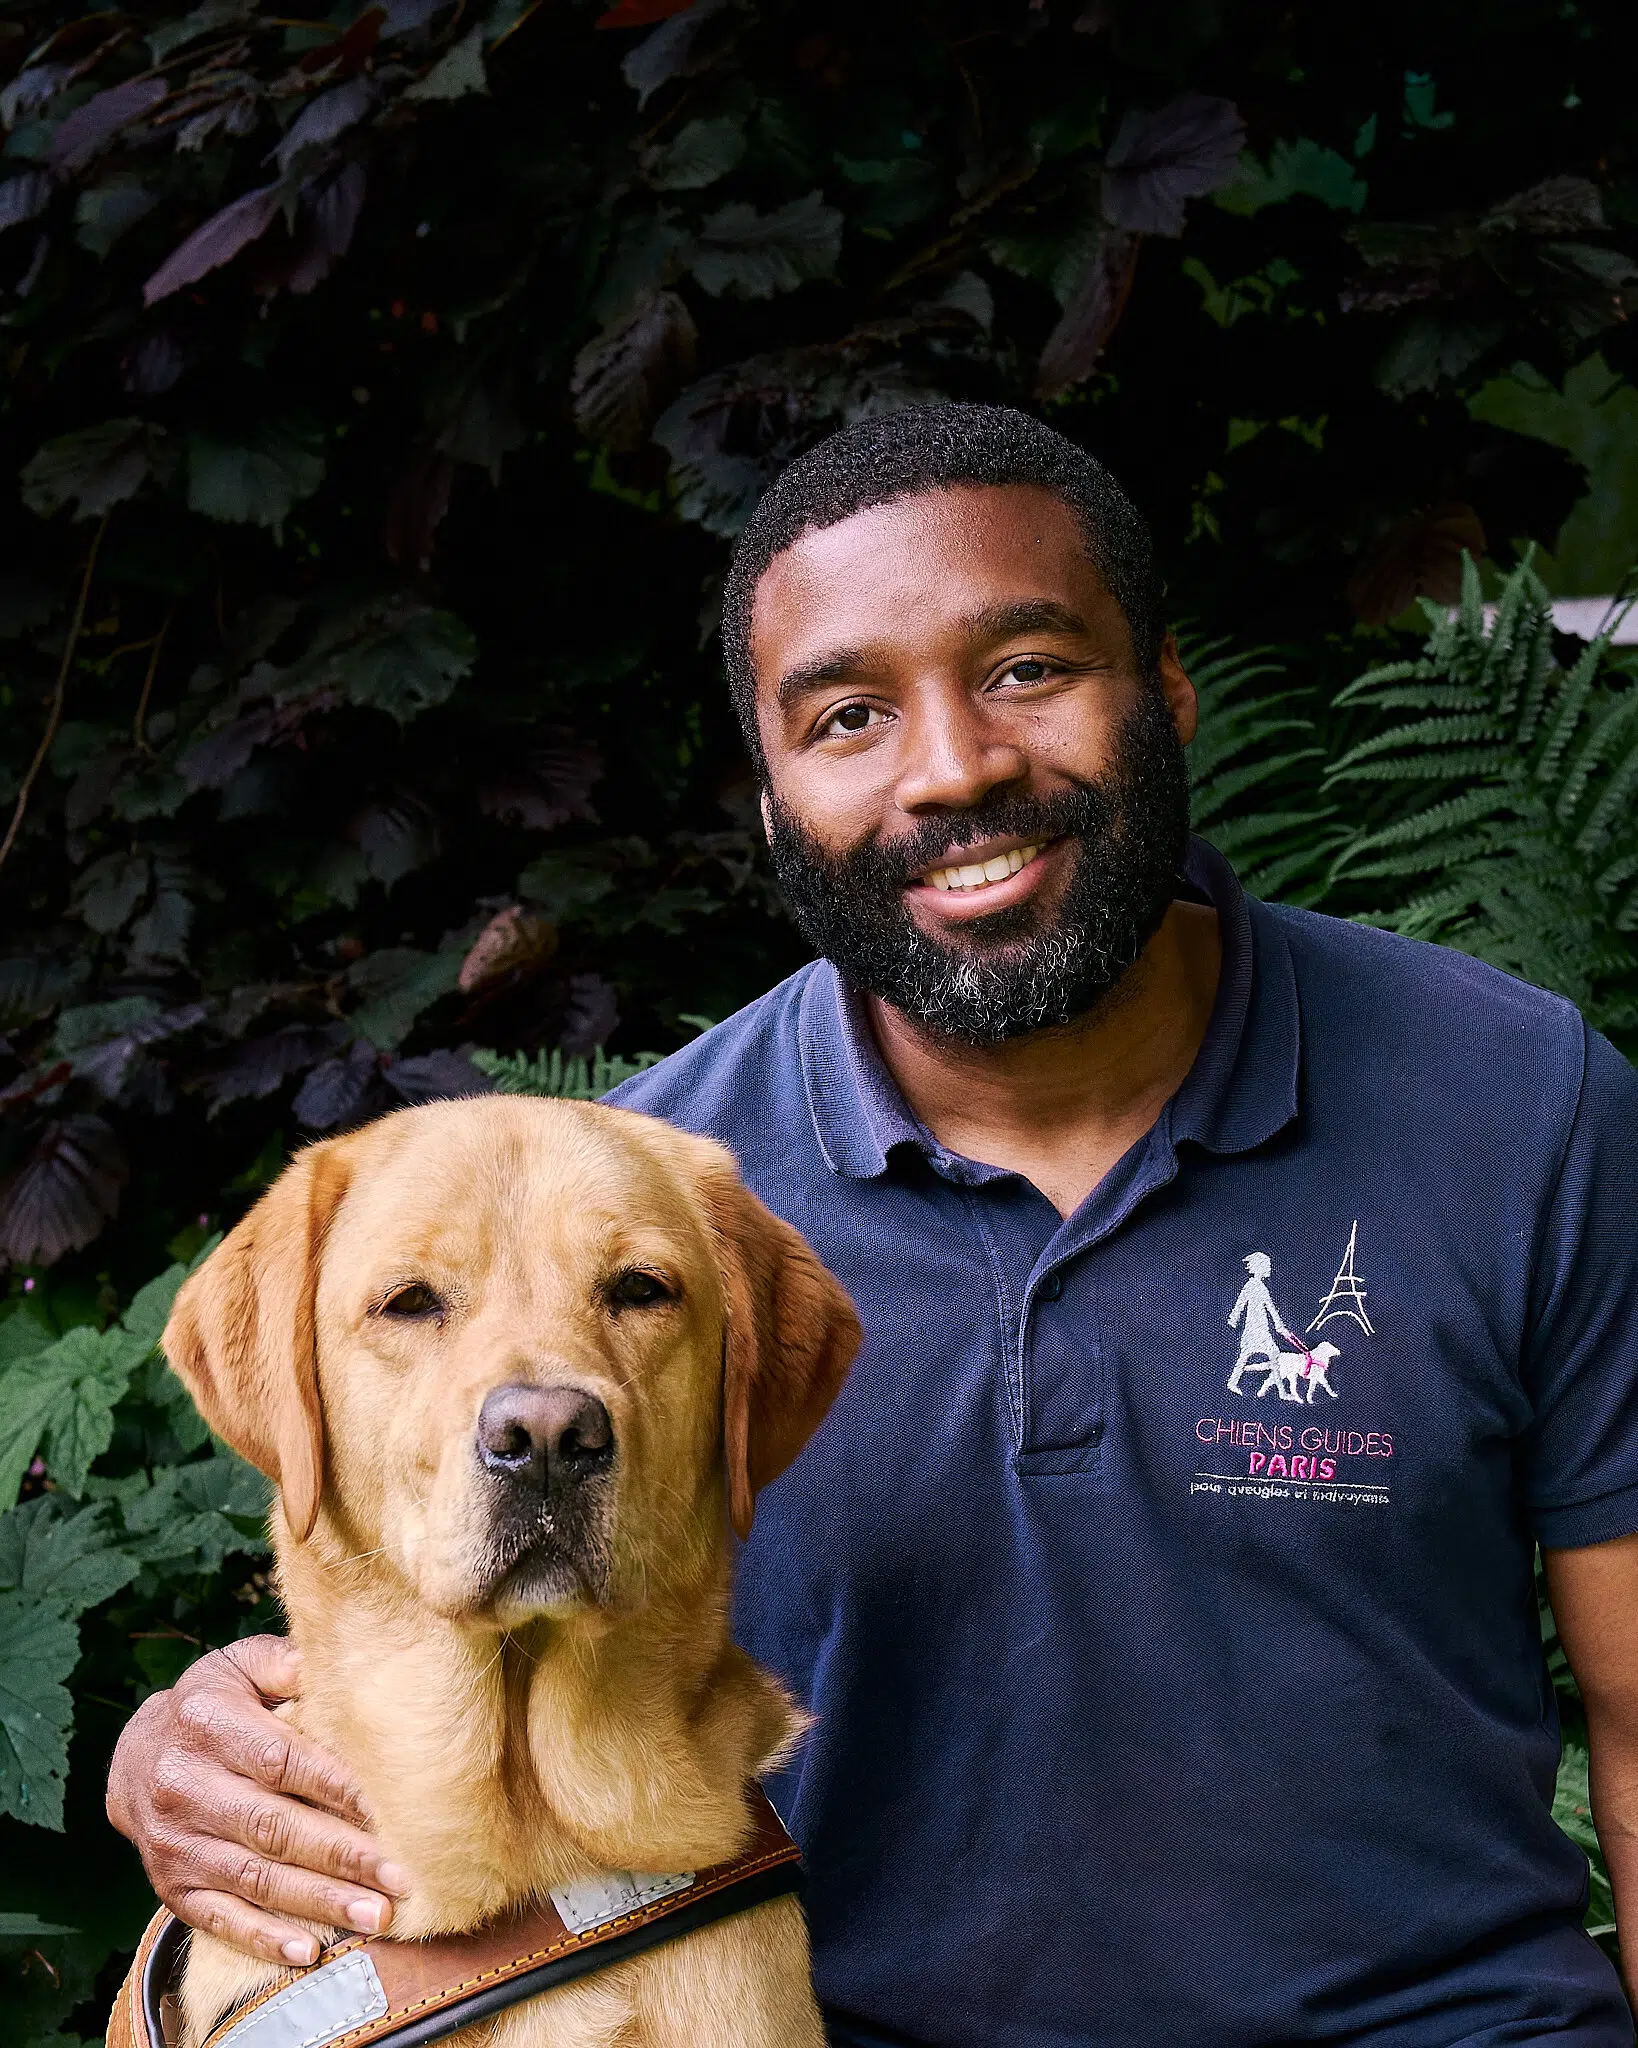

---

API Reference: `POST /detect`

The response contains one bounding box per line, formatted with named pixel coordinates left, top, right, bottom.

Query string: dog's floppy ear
left=701, top=1162, right=862, bottom=1541
left=162, top=1141, right=351, bottom=1543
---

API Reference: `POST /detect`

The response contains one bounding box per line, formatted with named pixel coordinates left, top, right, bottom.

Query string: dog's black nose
left=476, top=1385, right=613, bottom=1486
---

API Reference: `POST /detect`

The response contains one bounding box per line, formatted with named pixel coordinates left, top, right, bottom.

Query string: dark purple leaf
left=384, top=1049, right=495, bottom=1104
left=177, top=708, right=276, bottom=792
left=478, top=737, right=602, bottom=832
left=123, top=328, right=188, bottom=396
left=1035, top=228, right=1140, bottom=398
left=621, top=0, right=727, bottom=107
left=384, top=449, right=456, bottom=573
left=1101, top=92, right=1245, bottom=237
left=1346, top=503, right=1487, bottom=624
left=1487, top=175, right=1604, bottom=238
left=144, top=183, right=283, bottom=307
left=350, top=796, right=439, bottom=886
left=0, top=65, right=72, bottom=128
left=0, top=173, right=51, bottom=236
left=559, top=973, right=619, bottom=1057
left=197, top=1023, right=345, bottom=1113
left=65, top=745, right=133, bottom=832
left=275, top=79, right=373, bottom=172
left=572, top=290, right=698, bottom=451
left=292, top=1038, right=380, bottom=1128
left=382, top=0, right=444, bottom=32
left=435, top=381, right=526, bottom=479
left=286, top=162, right=366, bottom=295
left=48, top=78, right=168, bottom=175
left=0, top=1115, right=127, bottom=1266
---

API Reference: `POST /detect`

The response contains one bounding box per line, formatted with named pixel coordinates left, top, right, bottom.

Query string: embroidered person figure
left=1227, top=1252, right=1302, bottom=1393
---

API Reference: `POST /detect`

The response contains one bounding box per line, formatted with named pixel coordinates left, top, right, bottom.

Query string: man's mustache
left=788, top=785, right=1110, bottom=891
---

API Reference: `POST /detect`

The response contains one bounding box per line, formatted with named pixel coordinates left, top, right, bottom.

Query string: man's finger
left=220, top=1634, right=304, bottom=1704
left=213, top=1771, right=406, bottom=1899
left=172, top=1888, right=325, bottom=1969
left=175, top=1686, right=378, bottom=1831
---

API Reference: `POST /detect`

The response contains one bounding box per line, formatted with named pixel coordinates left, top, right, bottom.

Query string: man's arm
left=1544, top=1534, right=1638, bottom=2001
left=106, top=1634, right=405, bottom=1965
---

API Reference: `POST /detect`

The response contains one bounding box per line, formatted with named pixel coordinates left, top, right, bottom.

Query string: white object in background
left=1466, top=597, right=1638, bottom=644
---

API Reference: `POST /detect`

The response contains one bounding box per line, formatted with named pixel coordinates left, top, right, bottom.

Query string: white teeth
left=923, top=842, right=1044, bottom=893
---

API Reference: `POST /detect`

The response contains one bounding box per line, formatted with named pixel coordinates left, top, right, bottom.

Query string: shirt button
left=1040, top=1272, right=1064, bottom=1301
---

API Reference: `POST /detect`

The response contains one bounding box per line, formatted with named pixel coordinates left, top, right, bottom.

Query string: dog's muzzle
left=471, top=1383, right=615, bottom=1614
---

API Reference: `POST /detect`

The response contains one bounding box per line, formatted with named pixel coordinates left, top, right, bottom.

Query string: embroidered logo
left=1191, top=1224, right=1391, bottom=1509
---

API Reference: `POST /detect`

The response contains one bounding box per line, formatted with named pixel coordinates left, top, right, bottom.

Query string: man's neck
left=866, top=899, right=1222, bottom=1220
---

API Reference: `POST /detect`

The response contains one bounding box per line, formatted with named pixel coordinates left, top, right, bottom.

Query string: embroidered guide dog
left=155, top=1097, right=861, bottom=2048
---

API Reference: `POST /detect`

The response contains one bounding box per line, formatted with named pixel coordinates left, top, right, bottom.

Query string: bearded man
left=108, top=405, right=1638, bottom=2047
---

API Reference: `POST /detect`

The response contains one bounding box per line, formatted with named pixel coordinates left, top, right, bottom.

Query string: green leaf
left=0, top=1323, right=152, bottom=1508
left=517, top=849, right=618, bottom=920
left=20, top=421, right=170, bottom=521
left=0, top=1497, right=140, bottom=1616
left=73, top=175, right=157, bottom=257
left=0, top=1912, right=79, bottom=1938
left=338, top=606, right=477, bottom=721
left=405, top=26, right=488, bottom=102
left=643, top=116, right=745, bottom=191
left=0, top=1590, right=78, bottom=1828
left=186, top=424, right=326, bottom=534
left=122, top=1453, right=271, bottom=1573
left=1217, top=138, right=1366, bottom=216
left=344, top=946, right=463, bottom=1049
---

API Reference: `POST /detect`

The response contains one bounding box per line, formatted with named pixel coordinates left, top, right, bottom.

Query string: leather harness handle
left=108, top=1789, right=803, bottom=2048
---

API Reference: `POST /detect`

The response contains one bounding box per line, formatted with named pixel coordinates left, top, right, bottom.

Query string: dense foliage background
left=1, top=0, right=1637, bottom=2034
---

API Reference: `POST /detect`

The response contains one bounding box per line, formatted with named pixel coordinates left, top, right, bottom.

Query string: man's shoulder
left=605, top=960, right=823, bottom=1142
left=1260, top=894, right=1585, bottom=1053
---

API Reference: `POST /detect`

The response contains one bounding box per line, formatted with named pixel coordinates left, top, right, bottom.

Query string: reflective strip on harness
left=213, top=1953, right=389, bottom=2048
left=107, top=1789, right=803, bottom=2048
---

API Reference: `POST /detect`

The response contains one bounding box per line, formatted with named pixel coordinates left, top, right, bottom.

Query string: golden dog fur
left=160, top=1096, right=861, bottom=2048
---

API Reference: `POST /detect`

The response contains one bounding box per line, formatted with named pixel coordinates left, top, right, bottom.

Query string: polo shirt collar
left=797, top=835, right=1300, bottom=1183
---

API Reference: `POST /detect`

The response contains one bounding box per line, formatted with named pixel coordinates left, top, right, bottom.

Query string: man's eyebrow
left=775, top=648, right=867, bottom=710
left=963, top=598, right=1092, bottom=642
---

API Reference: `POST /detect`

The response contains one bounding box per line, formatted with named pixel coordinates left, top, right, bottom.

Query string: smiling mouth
left=920, top=840, right=1049, bottom=893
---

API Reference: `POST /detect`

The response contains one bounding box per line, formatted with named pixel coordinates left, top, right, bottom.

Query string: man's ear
left=701, top=1160, right=862, bottom=1541
left=162, top=1141, right=351, bottom=1543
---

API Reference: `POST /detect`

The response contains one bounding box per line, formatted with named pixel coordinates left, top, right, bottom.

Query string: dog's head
left=162, top=1099, right=860, bottom=1628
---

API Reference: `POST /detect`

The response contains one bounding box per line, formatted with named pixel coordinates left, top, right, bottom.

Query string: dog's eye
left=608, top=1269, right=674, bottom=1310
left=377, top=1283, right=444, bottom=1321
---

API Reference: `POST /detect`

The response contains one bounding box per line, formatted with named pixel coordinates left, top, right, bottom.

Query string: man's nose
left=892, top=685, right=1029, bottom=815
left=475, top=1384, right=613, bottom=1489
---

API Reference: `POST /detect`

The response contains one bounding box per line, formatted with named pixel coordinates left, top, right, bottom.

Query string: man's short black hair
left=720, top=402, right=1166, bottom=771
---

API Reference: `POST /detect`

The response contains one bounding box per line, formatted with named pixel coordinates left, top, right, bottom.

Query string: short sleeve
left=1526, top=1022, right=1638, bottom=1549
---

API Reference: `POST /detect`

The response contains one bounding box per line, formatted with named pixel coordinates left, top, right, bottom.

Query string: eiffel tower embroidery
left=1308, top=1220, right=1374, bottom=1335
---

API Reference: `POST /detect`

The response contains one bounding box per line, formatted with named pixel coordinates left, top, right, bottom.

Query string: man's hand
left=106, top=1634, right=406, bottom=1966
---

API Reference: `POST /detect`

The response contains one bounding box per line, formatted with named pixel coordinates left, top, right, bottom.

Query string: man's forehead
left=748, top=481, right=1121, bottom=682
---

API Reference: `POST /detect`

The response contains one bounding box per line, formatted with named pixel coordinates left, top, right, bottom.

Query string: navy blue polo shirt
left=610, top=838, right=1638, bottom=2047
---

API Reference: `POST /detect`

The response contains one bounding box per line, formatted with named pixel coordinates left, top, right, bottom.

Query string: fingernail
left=347, top=1899, right=387, bottom=1933
left=375, top=1862, right=408, bottom=1895
left=282, top=1937, right=318, bottom=1966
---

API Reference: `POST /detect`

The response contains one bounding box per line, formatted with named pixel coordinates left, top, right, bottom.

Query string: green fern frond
left=1322, top=553, right=1638, bottom=1049
left=469, top=1045, right=662, bottom=1098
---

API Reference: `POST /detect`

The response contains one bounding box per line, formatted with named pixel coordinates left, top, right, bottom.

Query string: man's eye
left=608, top=1268, right=676, bottom=1310
left=377, top=1283, right=444, bottom=1320
left=821, top=702, right=883, bottom=738
left=1001, top=658, right=1054, bottom=685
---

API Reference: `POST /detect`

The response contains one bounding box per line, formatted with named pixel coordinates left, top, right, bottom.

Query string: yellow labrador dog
left=160, top=1095, right=861, bottom=2048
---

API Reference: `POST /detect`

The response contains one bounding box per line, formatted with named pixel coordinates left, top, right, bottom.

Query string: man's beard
left=764, top=685, right=1191, bottom=1048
